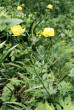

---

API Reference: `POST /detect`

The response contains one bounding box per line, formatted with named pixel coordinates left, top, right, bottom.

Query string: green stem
left=35, top=69, right=50, bottom=97
left=31, top=56, right=50, bottom=97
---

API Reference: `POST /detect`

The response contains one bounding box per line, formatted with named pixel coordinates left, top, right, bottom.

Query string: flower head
left=61, top=40, right=65, bottom=43
left=47, top=4, right=53, bottom=9
left=17, top=6, right=22, bottom=11
left=61, top=40, right=66, bottom=44
left=11, top=25, right=25, bottom=36
left=42, top=28, right=55, bottom=37
left=21, top=3, right=25, bottom=7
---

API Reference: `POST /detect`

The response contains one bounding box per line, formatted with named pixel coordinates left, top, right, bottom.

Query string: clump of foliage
left=0, top=0, right=74, bottom=110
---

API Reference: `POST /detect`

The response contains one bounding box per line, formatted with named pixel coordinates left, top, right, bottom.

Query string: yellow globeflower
left=17, top=6, right=22, bottom=11
left=61, top=40, right=65, bottom=43
left=11, top=25, right=25, bottom=36
left=47, top=4, right=53, bottom=9
left=42, top=28, right=55, bottom=37
left=61, top=40, right=66, bottom=44
left=21, top=3, right=25, bottom=7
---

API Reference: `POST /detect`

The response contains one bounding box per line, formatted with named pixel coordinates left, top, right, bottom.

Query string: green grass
left=0, top=0, right=74, bottom=110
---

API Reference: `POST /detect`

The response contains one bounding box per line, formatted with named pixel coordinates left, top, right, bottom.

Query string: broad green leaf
left=45, top=102, right=54, bottom=110
left=69, top=68, right=74, bottom=77
left=59, top=96, right=74, bottom=110
left=35, top=102, right=54, bottom=110
left=35, top=103, right=44, bottom=110
left=56, top=104, right=62, bottom=110
left=0, top=17, right=23, bottom=26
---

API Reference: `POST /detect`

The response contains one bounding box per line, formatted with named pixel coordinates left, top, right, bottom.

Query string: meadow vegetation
left=0, top=0, right=74, bottom=110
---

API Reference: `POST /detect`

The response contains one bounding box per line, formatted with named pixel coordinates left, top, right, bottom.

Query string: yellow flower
left=21, top=3, right=25, bottom=7
left=11, top=25, right=25, bottom=36
left=47, top=4, right=53, bottom=9
left=42, top=28, right=55, bottom=37
left=61, top=40, right=65, bottom=43
left=17, top=6, right=22, bottom=11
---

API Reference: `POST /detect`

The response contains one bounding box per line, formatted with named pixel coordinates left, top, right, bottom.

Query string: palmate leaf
left=35, top=102, right=54, bottom=110
left=1, top=78, right=22, bottom=102
left=56, top=96, right=74, bottom=110
left=69, top=68, right=74, bottom=77
left=56, top=104, right=62, bottom=110
left=1, top=82, right=15, bottom=102
left=57, top=81, right=72, bottom=96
